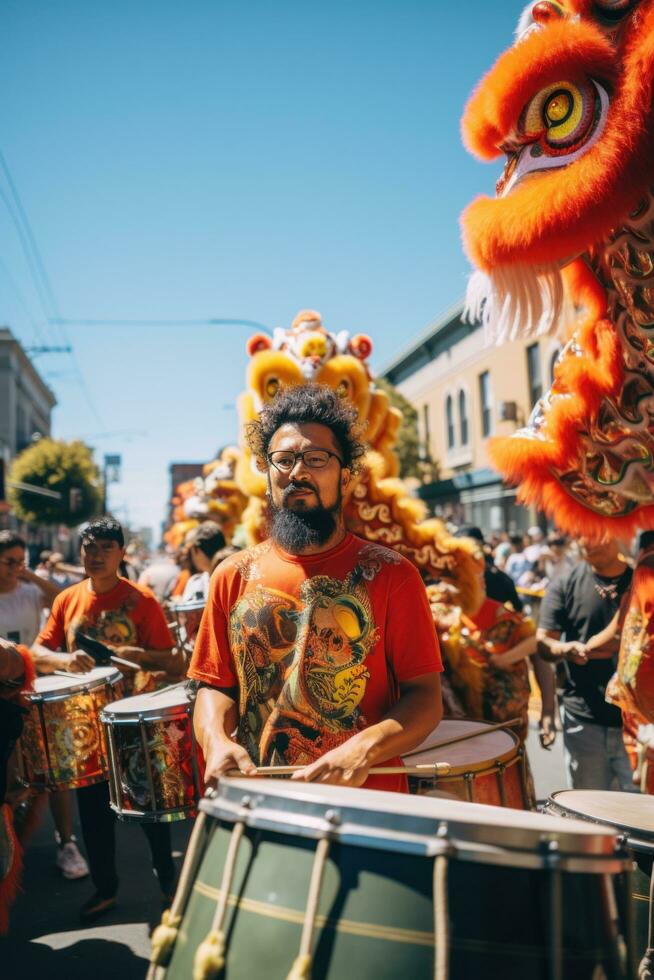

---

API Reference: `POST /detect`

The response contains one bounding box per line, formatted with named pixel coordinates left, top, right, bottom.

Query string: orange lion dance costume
left=461, top=0, right=654, bottom=541
left=462, top=1, right=654, bottom=805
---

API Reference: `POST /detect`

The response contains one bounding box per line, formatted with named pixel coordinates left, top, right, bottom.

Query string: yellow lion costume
left=236, top=310, right=482, bottom=613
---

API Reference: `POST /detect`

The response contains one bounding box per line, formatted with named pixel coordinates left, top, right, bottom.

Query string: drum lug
left=325, top=808, right=341, bottom=827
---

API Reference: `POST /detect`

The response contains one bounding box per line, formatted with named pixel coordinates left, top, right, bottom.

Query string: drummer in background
left=0, top=531, right=89, bottom=882
left=181, top=523, right=230, bottom=602
left=31, top=517, right=183, bottom=923
left=537, top=537, right=634, bottom=791
left=189, top=384, right=443, bottom=791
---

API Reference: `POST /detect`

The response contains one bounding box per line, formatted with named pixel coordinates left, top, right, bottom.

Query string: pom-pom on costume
left=461, top=0, right=654, bottom=541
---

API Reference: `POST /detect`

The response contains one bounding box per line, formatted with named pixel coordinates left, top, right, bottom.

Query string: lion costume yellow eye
left=265, top=377, right=279, bottom=399
left=521, top=80, right=599, bottom=154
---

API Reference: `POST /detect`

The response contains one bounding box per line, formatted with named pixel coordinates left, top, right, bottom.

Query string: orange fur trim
left=461, top=6, right=654, bottom=270
left=0, top=804, right=22, bottom=934
left=462, top=21, right=614, bottom=160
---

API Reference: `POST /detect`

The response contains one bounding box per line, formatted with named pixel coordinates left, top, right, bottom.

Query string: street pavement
left=3, top=724, right=567, bottom=979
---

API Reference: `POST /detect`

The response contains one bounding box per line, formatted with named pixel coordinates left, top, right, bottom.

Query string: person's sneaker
left=79, top=892, right=117, bottom=924
left=56, top=840, right=90, bottom=880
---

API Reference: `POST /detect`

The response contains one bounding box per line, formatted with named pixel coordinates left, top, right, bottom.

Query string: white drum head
left=551, top=790, right=654, bottom=841
left=104, top=682, right=190, bottom=718
left=403, top=719, right=517, bottom=772
left=31, top=666, right=121, bottom=699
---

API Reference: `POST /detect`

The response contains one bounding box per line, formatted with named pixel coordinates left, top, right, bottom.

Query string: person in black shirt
left=537, top=538, right=634, bottom=791
left=454, top=526, right=523, bottom=612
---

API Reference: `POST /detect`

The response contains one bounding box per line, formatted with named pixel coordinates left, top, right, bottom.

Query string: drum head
left=551, top=790, right=654, bottom=845
left=30, top=666, right=121, bottom=699
left=403, top=719, right=518, bottom=773
left=104, top=682, right=190, bottom=718
left=208, top=777, right=622, bottom=860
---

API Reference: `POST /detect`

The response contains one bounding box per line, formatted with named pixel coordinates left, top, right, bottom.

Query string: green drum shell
left=165, top=781, right=631, bottom=980
left=545, top=789, right=654, bottom=970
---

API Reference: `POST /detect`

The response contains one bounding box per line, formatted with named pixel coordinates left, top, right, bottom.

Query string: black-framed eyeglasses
left=267, top=449, right=343, bottom=472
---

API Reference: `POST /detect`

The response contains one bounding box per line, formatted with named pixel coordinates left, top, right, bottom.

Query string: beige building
left=381, top=303, right=561, bottom=534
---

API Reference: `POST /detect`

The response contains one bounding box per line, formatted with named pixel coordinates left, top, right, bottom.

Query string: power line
left=0, top=149, right=105, bottom=426
left=51, top=316, right=273, bottom=335
left=0, top=255, right=48, bottom=346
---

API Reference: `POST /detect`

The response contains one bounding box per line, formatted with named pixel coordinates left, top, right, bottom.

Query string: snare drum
left=545, top=790, right=654, bottom=970
left=21, top=667, right=123, bottom=791
left=101, top=683, right=201, bottom=822
left=151, top=778, right=634, bottom=979
left=403, top=719, right=530, bottom=808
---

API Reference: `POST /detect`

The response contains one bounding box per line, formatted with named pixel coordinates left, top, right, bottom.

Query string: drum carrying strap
left=193, top=820, right=246, bottom=980
left=287, top=836, right=331, bottom=980
left=148, top=809, right=209, bottom=976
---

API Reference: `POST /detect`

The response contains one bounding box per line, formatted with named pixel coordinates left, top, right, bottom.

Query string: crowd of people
left=0, top=383, right=649, bottom=940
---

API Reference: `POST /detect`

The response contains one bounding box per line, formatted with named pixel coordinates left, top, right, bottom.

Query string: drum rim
left=549, top=790, right=654, bottom=846
left=27, top=668, right=123, bottom=702
left=100, top=684, right=191, bottom=719
left=202, top=777, right=628, bottom=865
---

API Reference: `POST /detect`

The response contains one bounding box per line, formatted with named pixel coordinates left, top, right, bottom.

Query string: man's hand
left=561, top=641, right=588, bottom=665
left=291, top=735, right=372, bottom=787
left=64, top=651, right=96, bottom=673
left=203, top=737, right=257, bottom=788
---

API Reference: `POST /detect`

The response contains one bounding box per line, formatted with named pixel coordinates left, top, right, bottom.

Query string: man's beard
left=269, top=480, right=342, bottom=553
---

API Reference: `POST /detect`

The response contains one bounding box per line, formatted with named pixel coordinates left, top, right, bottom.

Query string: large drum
left=545, top=790, right=654, bottom=972
left=101, top=683, right=201, bottom=822
left=21, top=667, right=123, bottom=791
left=151, top=778, right=635, bottom=980
left=403, top=719, right=529, bottom=808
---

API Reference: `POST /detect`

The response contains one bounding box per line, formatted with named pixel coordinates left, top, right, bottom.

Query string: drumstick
left=110, top=654, right=142, bottom=671
left=226, top=762, right=452, bottom=778
left=402, top=717, right=523, bottom=758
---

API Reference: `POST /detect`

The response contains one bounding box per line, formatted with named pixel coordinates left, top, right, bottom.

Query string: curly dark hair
left=79, top=517, right=124, bottom=548
left=246, top=384, right=365, bottom=471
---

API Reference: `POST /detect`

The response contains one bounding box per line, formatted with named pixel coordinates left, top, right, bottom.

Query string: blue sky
left=0, top=0, right=525, bottom=536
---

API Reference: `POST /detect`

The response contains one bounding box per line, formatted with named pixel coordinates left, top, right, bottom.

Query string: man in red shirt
left=190, top=384, right=443, bottom=792
left=33, top=518, right=184, bottom=922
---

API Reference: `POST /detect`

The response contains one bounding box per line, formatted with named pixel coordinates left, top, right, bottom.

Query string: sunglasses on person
left=267, top=449, right=343, bottom=472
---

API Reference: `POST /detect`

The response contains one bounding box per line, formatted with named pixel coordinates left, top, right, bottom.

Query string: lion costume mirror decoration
left=461, top=0, right=654, bottom=540
left=167, top=310, right=482, bottom=614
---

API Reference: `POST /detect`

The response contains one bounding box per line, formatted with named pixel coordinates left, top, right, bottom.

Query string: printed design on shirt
left=619, top=605, right=646, bottom=687
left=233, top=540, right=273, bottom=583
left=229, top=565, right=379, bottom=767
left=356, top=542, right=402, bottom=580
left=65, top=597, right=140, bottom=652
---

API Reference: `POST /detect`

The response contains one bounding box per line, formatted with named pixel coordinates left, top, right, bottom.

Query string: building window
left=479, top=370, right=492, bottom=438
left=422, top=404, right=431, bottom=457
left=549, top=347, right=561, bottom=385
left=446, top=394, right=455, bottom=449
left=458, top=389, right=469, bottom=446
left=527, top=343, right=542, bottom=408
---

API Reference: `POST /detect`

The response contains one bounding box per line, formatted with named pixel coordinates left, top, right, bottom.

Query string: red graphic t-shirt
left=37, top=578, right=174, bottom=692
left=189, top=533, right=442, bottom=792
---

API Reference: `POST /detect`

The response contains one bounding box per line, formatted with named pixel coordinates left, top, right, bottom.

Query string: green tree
left=8, top=438, right=102, bottom=527
left=374, top=377, right=438, bottom=480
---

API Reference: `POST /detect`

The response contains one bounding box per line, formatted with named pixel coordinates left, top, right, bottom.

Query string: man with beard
left=189, top=384, right=443, bottom=791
